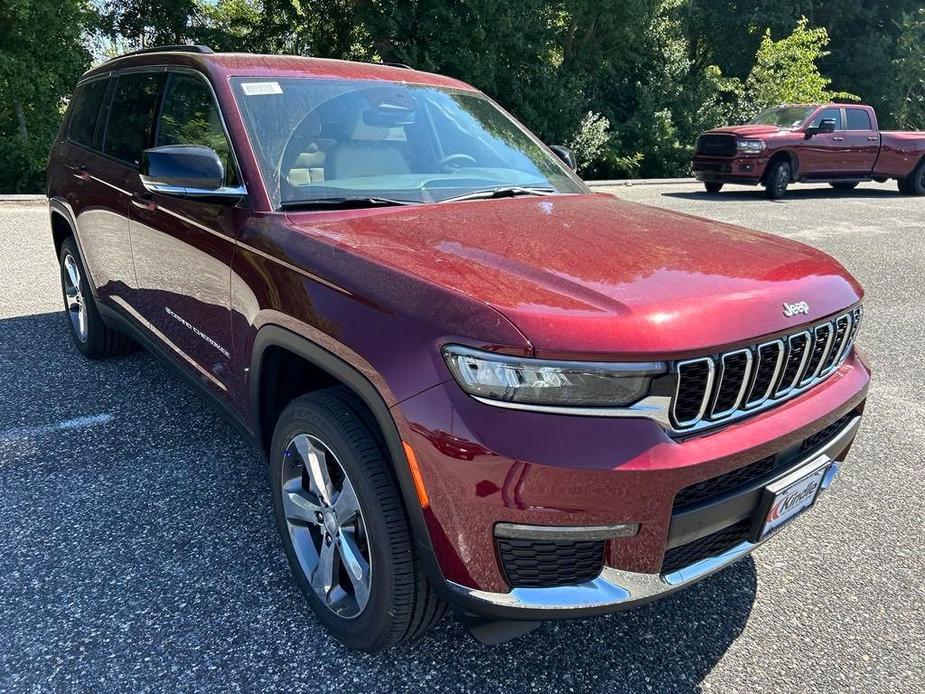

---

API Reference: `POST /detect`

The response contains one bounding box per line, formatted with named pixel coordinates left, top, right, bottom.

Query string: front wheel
left=269, top=387, right=446, bottom=651
left=704, top=181, right=723, bottom=194
left=764, top=160, right=791, bottom=199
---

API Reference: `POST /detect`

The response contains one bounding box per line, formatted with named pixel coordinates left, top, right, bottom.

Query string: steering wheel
left=438, top=153, right=478, bottom=172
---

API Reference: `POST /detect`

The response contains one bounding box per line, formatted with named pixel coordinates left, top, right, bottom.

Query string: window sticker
left=241, top=81, right=283, bottom=96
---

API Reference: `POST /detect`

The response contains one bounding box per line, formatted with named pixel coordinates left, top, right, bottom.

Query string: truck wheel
left=901, top=159, right=925, bottom=196
left=704, top=182, right=723, bottom=194
left=269, top=387, right=447, bottom=651
left=59, top=236, right=135, bottom=359
left=764, top=160, right=790, bottom=199
left=830, top=182, right=859, bottom=191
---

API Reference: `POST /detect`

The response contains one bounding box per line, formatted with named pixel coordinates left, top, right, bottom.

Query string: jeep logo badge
left=782, top=301, right=810, bottom=317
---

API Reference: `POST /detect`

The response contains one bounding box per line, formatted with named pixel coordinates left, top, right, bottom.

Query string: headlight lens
left=442, top=345, right=666, bottom=408
left=736, top=139, right=766, bottom=153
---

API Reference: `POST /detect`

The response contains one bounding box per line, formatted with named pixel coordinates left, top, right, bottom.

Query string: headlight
left=442, top=345, right=666, bottom=408
left=736, top=139, right=766, bottom=153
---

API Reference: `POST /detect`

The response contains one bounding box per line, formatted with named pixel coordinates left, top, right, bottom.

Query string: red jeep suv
left=46, top=46, right=870, bottom=650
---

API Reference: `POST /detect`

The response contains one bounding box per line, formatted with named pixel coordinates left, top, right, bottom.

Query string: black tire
left=704, top=181, right=723, bottom=194
left=764, top=160, right=791, bottom=199
left=58, top=236, right=134, bottom=359
left=900, top=158, right=925, bottom=196
left=830, top=181, right=859, bottom=191
left=269, top=387, right=447, bottom=651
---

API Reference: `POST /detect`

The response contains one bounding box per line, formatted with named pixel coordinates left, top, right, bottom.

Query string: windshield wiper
left=280, top=196, right=423, bottom=211
left=437, top=186, right=557, bottom=204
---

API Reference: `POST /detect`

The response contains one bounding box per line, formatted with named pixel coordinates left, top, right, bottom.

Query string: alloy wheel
left=281, top=433, right=372, bottom=619
left=63, top=253, right=87, bottom=342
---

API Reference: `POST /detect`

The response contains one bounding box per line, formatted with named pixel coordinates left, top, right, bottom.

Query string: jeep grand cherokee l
left=693, top=103, right=925, bottom=198
left=46, top=46, right=870, bottom=651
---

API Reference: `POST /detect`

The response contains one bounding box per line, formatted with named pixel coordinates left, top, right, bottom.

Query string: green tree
left=740, top=17, right=858, bottom=119
left=887, top=8, right=925, bottom=130
left=0, top=0, right=94, bottom=192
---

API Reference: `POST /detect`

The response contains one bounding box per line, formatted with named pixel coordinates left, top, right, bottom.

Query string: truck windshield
left=748, top=106, right=816, bottom=128
left=231, top=77, right=587, bottom=209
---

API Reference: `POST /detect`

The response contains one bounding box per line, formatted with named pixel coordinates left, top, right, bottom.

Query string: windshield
left=231, top=77, right=587, bottom=209
left=748, top=106, right=816, bottom=129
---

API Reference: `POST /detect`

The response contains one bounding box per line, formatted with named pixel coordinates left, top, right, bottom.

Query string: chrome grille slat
left=670, top=308, right=861, bottom=434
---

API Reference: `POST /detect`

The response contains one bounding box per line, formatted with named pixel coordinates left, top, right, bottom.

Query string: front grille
left=696, top=134, right=737, bottom=157
left=674, top=411, right=855, bottom=509
left=671, top=308, right=860, bottom=432
left=800, top=413, right=854, bottom=454
left=674, top=455, right=775, bottom=509
left=497, top=538, right=605, bottom=588
left=662, top=518, right=751, bottom=573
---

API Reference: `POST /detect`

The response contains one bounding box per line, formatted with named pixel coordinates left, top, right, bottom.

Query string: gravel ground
left=0, top=183, right=923, bottom=693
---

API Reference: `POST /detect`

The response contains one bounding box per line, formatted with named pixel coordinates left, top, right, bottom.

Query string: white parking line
left=0, top=414, right=113, bottom=441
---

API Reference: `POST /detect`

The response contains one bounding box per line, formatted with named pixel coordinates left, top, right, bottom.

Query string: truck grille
left=696, top=134, right=737, bottom=157
left=672, top=307, right=861, bottom=433
left=497, top=537, right=605, bottom=588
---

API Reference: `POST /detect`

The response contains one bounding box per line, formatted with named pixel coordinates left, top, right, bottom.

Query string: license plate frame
left=753, top=458, right=831, bottom=542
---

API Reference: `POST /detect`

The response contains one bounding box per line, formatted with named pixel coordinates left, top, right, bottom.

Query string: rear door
left=59, top=75, right=141, bottom=309
left=800, top=107, right=845, bottom=178
left=128, top=69, right=242, bottom=397
left=840, top=107, right=879, bottom=176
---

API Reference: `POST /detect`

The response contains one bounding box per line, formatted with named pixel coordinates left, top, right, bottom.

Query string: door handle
left=832, top=137, right=844, bottom=142
left=866, top=136, right=878, bottom=142
left=72, top=164, right=90, bottom=181
left=131, top=192, right=157, bottom=212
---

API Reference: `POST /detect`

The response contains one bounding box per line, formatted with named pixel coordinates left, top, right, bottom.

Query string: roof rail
left=111, top=45, right=214, bottom=61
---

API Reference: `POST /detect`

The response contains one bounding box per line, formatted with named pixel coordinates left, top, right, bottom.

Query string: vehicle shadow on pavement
left=663, top=187, right=902, bottom=202
left=0, top=311, right=755, bottom=694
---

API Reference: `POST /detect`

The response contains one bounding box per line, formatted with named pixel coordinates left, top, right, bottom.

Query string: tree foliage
left=2, top=0, right=924, bottom=192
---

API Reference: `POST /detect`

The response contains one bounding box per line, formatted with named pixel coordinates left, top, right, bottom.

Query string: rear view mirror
left=140, top=145, right=245, bottom=198
left=550, top=145, right=577, bottom=171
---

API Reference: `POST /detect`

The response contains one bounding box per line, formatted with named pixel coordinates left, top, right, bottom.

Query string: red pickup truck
left=693, top=103, right=925, bottom=199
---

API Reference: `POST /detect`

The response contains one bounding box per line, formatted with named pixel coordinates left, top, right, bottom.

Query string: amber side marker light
left=402, top=441, right=430, bottom=509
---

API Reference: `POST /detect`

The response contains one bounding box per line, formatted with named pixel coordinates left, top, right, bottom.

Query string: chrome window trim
left=710, top=348, right=753, bottom=419
left=744, top=339, right=785, bottom=408
left=672, top=357, right=716, bottom=428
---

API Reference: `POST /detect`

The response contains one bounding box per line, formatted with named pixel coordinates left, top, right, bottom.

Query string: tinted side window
left=809, top=108, right=842, bottom=130
left=155, top=73, right=237, bottom=185
left=67, top=79, right=109, bottom=147
left=846, top=109, right=872, bottom=130
left=103, top=73, right=165, bottom=165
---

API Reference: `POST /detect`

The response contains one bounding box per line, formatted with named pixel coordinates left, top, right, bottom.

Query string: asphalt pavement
left=0, top=182, right=922, bottom=693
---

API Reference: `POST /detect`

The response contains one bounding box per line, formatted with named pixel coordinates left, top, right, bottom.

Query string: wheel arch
left=763, top=149, right=800, bottom=183
left=49, top=198, right=78, bottom=258
left=249, top=324, right=449, bottom=591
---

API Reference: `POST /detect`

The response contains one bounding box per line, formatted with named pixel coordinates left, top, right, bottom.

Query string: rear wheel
left=269, top=387, right=446, bottom=651
left=830, top=181, right=859, bottom=191
left=899, top=159, right=925, bottom=196
left=764, top=160, right=791, bottom=199
left=58, top=236, right=134, bottom=359
left=704, top=181, right=723, bottom=194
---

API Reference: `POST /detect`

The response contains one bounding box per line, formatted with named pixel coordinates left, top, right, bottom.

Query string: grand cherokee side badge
left=783, top=301, right=810, bottom=317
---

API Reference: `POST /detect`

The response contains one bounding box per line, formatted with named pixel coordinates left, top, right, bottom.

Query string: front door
left=800, top=107, right=846, bottom=178
left=129, top=70, right=243, bottom=397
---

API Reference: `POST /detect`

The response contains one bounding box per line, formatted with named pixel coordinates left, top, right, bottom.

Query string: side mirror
left=140, top=145, right=245, bottom=198
left=806, top=118, right=837, bottom=138
left=549, top=145, right=577, bottom=171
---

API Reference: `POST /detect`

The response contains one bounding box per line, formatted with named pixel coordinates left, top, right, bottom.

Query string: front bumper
left=693, top=156, right=768, bottom=184
left=393, top=350, right=869, bottom=619
left=444, top=414, right=857, bottom=620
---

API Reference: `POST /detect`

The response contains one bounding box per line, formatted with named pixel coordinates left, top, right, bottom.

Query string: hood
left=286, top=194, right=862, bottom=359
left=704, top=124, right=783, bottom=137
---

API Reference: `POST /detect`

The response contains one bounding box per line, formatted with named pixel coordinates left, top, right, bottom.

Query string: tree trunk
left=13, top=99, right=28, bottom=140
